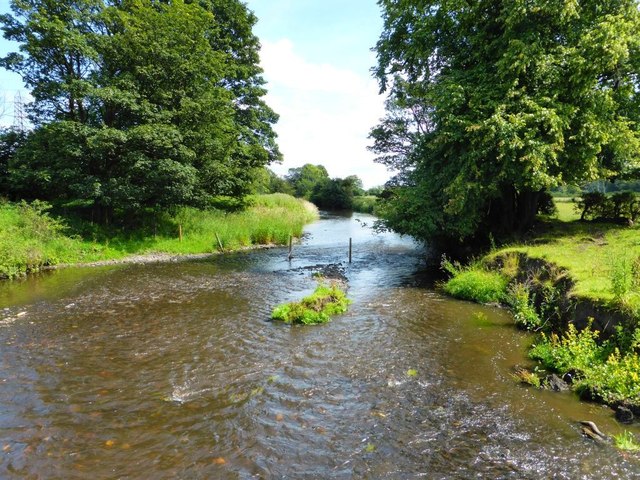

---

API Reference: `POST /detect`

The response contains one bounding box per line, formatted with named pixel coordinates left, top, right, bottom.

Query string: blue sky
left=0, top=0, right=391, bottom=188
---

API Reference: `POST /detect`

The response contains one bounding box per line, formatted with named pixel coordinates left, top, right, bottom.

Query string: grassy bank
left=442, top=198, right=640, bottom=411
left=351, top=196, right=378, bottom=214
left=0, top=194, right=318, bottom=279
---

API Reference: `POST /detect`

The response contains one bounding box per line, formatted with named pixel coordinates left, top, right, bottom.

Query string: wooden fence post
left=215, top=233, right=224, bottom=252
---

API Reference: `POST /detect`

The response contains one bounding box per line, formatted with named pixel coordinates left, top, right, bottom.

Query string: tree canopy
left=0, top=0, right=280, bottom=221
left=371, top=0, right=640, bottom=243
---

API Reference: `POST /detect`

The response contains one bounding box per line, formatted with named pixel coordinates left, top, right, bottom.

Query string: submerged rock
left=615, top=405, right=634, bottom=424
left=546, top=374, right=570, bottom=392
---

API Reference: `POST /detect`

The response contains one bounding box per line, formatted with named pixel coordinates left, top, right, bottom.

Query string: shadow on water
left=0, top=211, right=639, bottom=478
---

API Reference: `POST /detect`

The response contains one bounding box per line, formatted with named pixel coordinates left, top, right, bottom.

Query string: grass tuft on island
left=0, top=194, right=318, bottom=279
left=271, top=281, right=351, bottom=325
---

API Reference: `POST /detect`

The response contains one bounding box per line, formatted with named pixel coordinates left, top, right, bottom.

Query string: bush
left=529, top=322, right=640, bottom=405
left=576, top=191, right=638, bottom=222
left=529, top=323, right=605, bottom=376
left=506, top=283, right=541, bottom=330
left=576, top=191, right=608, bottom=220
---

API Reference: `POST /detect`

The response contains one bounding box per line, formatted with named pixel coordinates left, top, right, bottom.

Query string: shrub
left=529, top=323, right=605, bottom=376
left=506, top=283, right=541, bottom=330
left=576, top=191, right=608, bottom=220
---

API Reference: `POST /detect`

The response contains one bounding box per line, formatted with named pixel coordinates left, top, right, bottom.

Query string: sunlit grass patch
left=614, top=431, right=640, bottom=452
left=0, top=194, right=319, bottom=279
left=442, top=266, right=508, bottom=304
left=271, top=282, right=351, bottom=325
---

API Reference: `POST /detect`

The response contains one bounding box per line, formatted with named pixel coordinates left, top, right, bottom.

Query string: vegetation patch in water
left=271, top=282, right=350, bottom=325
left=441, top=258, right=508, bottom=304
left=614, top=431, right=640, bottom=452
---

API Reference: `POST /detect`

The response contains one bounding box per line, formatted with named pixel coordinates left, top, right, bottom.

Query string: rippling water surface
left=1, top=212, right=639, bottom=479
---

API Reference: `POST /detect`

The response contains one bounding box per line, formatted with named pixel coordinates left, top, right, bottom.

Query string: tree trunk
left=515, top=189, right=542, bottom=233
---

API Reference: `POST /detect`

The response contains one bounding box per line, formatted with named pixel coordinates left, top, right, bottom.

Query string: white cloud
left=260, top=38, right=391, bottom=189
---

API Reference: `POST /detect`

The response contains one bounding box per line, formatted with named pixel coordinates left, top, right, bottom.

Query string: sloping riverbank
left=442, top=219, right=640, bottom=421
left=0, top=194, right=318, bottom=279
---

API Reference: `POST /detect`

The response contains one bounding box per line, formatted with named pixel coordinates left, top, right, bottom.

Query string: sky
left=0, top=0, right=391, bottom=188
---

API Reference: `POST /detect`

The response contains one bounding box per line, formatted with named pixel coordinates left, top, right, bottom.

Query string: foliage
left=0, top=200, right=78, bottom=278
left=283, top=164, right=366, bottom=211
left=0, top=128, right=25, bottom=197
left=0, top=194, right=318, bottom=279
left=351, top=196, right=378, bottom=214
left=251, top=168, right=294, bottom=196
left=530, top=324, right=606, bottom=376
left=506, top=283, right=541, bottom=330
left=371, top=0, right=640, bottom=243
left=442, top=264, right=508, bottom=304
left=614, top=431, right=640, bottom=452
left=0, top=0, right=280, bottom=218
left=529, top=322, right=640, bottom=404
left=310, top=176, right=363, bottom=210
left=286, top=164, right=329, bottom=199
left=271, top=282, right=351, bottom=325
left=576, top=191, right=639, bottom=222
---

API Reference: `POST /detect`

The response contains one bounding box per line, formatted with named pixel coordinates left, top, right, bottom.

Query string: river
left=0, top=212, right=638, bottom=479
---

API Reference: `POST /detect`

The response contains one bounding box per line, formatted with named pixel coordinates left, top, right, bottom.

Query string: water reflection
left=0, top=213, right=638, bottom=478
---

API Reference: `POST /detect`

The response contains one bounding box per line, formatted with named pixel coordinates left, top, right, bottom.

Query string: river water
left=0, top=212, right=639, bottom=479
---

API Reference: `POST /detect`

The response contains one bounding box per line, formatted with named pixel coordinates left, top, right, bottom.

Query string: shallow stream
left=0, top=212, right=638, bottom=478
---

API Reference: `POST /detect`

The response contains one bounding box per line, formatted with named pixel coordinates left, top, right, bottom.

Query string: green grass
left=351, top=196, right=378, bottom=214
left=614, top=431, right=640, bottom=452
left=496, top=221, right=640, bottom=310
left=0, top=194, right=319, bottom=279
left=271, top=282, right=351, bottom=325
left=551, top=197, right=580, bottom=222
left=441, top=196, right=640, bottom=407
left=442, top=266, right=508, bottom=304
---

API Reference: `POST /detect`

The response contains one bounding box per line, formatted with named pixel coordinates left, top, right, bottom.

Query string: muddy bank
left=489, top=251, right=629, bottom=335
left=478, top=251, right=640, bottom=418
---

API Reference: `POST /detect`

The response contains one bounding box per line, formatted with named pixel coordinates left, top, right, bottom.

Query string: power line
left=13, top=91, right=26, bottom=133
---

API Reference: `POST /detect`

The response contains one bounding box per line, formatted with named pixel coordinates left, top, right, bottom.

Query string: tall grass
left=351, top=196, right=378, bottom=214
left=153, top=194, right=318, bottom=253
left=0, top=194, right=319, bottom=279
left=0, top=200, right=96, bottom=278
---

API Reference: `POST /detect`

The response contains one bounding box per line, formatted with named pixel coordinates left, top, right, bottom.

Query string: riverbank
left=442, top=200, right=640, bottom=418
left=0, top=194, right=318, bottom=279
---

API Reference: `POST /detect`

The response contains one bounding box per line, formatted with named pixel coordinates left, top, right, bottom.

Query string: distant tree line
left=252, top=163, right=382, bottom=211
left=0, top=0, right=280, bottom=224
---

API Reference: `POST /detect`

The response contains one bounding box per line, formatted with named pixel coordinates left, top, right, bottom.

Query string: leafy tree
left=286, top=164, right=329, bottom=199
left=310, top=175, right=364, bottom=210
left=366, top=186, right=384, bottom=197
left=0, top=0, right=280, bottom=220
left=0, top=128, right=25, bottom=197
left=250, top=167, right=294, bottom=195
left=371, top=0, right=640, bottom=243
